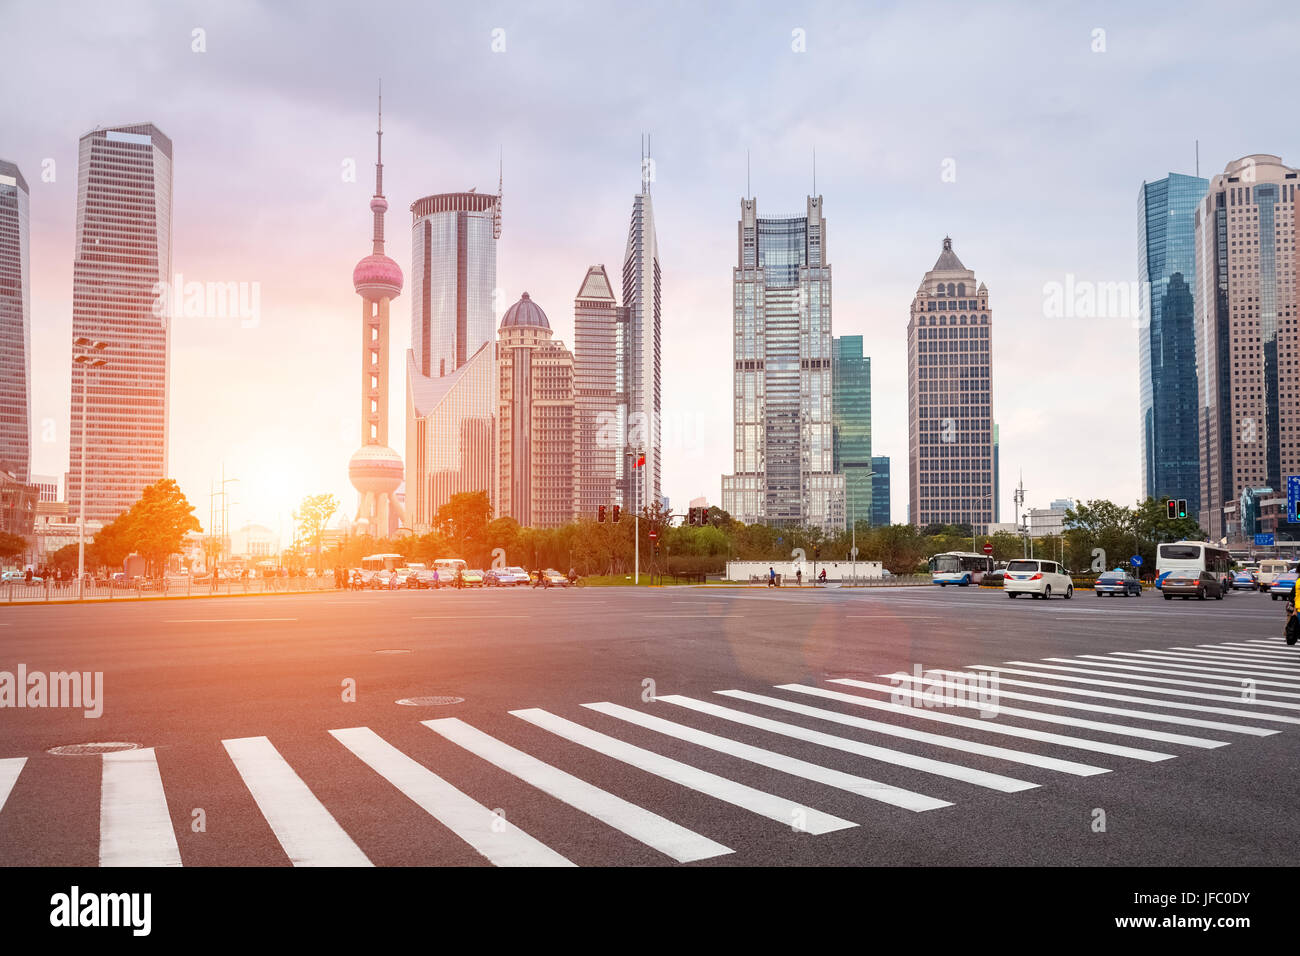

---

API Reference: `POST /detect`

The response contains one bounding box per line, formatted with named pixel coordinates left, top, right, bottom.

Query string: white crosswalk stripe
left=329, top=726, right=574, bottom=867
left=655, top=693, right=1038, bottom=792
left=1109, top=650, right=1300, bottom=675
left=1048, top=657, right=1300, bottom=689
left=223, top=736, right=371, bottom=867
left=99, top=748, right=182, bottom=867
left=509, top=707, right=857, bottom=834
left=422, top=717, right=732, bottom=863
left=582, top=700, right=953, bottom=811
left=1003, top=660, right=1300, bottom=699
left=0, top=758, right=25, bottom=817
left=968, top=664, right=1300, bottom=709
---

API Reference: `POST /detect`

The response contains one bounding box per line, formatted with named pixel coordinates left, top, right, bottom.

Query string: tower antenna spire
left=494, top=145, right=503, bottom=240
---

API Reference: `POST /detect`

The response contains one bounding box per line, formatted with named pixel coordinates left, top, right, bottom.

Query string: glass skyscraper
left=832, top=335, right=872, bottom=528
left=870, top=455, right=890, bottom=526
left=722, top=195, right=843, bottom=531
left=574, top=265, right=625, bottom=520
left=621, top=177, right=662, bottom=512
left=68, top=124, right=173, bottom=525
left=1138, top=172, right=1207, bottom=518
left=0, top=159, right=30, bottom=482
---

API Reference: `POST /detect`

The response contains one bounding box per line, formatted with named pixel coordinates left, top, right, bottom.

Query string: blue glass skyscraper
left=1138, top=172, right=1207, bottom=516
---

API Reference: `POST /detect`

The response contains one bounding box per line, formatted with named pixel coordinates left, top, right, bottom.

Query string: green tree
left=126, top=479, right=202, bottom=575
left=92, top=513, right=134, bottom=570
left=0, top=531, right=27, bottom=561
left=435, top=491, right=493, bottom=564
left=293, top=493, right=338, bottom=572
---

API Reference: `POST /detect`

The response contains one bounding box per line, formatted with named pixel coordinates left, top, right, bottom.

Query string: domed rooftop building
left=499, top=291, right=551, bottom=331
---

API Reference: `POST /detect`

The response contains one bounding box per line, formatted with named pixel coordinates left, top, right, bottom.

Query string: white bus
left=928, top=551, right=995, bottom=587
left=1156, top=541, right=1232, bottom=592
left=361, top=553, right=406, bottom=573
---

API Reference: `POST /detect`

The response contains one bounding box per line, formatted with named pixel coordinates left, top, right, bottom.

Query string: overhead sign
left=1256, top=533, right=1276, bottom=547
left=1130, top=555, right=1143, bottom=567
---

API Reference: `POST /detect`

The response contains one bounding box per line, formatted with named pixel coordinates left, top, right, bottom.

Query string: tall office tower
left=1139, top=172, right=1209, bottom=518
left=0, top=160, right=30, bottom=482
left=832, top=335, right=872, bottom=529
left=621, top=160, right=662, bottom=513
left=497, top=293, right=578, bottom=528
left=870, top=455, right=891, bottom=526
left=67, top=124, right=172, bottom=524
left=405, top=183, right=502, bottom=530
left=992, top=423, right=1000, bottom=523
left=721, top=196, right=844, bottom=531
left=574, top=265, right=625, bottom=519
left=1194, top=154, right=1300, bottom=539
left=349, top=99, right=405, bottom=538
left=907, top=237, right=996, bottom=530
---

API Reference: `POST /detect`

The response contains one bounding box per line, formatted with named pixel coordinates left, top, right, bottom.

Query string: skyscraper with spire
left=349, top=92, right=405, bottom=537
left=620, top=143, right=662, bottom=513
left=0, top=159, right=30, bottom=483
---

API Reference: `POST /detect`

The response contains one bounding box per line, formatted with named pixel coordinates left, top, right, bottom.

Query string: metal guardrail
left=727, top=573, right=932, bottom=588
left=1, top=575, right=340, bottom=604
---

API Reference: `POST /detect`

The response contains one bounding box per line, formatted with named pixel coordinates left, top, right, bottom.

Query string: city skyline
left=5, top=2, right=1299, bottom=532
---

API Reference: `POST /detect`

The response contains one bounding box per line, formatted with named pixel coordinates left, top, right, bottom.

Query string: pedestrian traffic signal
left=1166, top=499, right=1177, bottom=520
left=612, top=505, right=621, bottom=523
left=598, top=505, right=606, bottom=523
left=1177, top=499, right=1188, bottom=519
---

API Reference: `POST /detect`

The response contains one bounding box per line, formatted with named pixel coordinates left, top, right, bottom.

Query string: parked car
left=1095, top=569, right=1142, bottom=597
left=491, top=566, right=530, bottom=586
left=1269, top=572, right=1297, bottom=601
left=1003, top=559, right=1073, bottom=600
left=1162, top=569, right=1224, bottom=601
left=459, top=569, right=486, bottom=587
left=409, top=569, right=439, bottom=589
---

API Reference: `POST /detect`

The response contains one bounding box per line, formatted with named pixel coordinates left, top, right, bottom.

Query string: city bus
left=1155, top=541, right=1232, bottom=592
left=361, top=553, right=406, bottom=573
left=928, top=551, right=996, bottom=587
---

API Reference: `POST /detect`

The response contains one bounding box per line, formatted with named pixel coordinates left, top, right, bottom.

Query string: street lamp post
left=849, top=469, right=875, bottom=587
left=73, top=337, right=108, bottom=599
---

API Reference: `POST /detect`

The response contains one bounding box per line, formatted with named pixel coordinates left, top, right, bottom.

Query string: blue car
left=1230, top=570, right=1257, bottom=591
left=1095, top=569, right=1141, bottom=597
left=1269, top=573, right=1297, bottom=601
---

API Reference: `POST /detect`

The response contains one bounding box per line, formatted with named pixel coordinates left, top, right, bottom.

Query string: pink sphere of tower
left=353, top=253, right=403, bottom=299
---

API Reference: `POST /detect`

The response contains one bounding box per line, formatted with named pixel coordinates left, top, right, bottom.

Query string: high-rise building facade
left=870, top=455, right=891, bottom=526
left=405, top=185, right=501, bottom=530
left=497, top=293, right=577, bottom=528
left=0, top=160, right=30, bottom=482
left=1139, top=172, right=1208, bottom=519
left=573, top=265, right=625, bottom=520
left=907, top=237, right=996, bottom=529
left=621, top=172, right=662, bottom=513
left=68, top=123, right=172, bottom=525
left=722, top=196, right=844, bottom=532
left=348, top=100, right=405, bottom=538
left=832, top=335, right=872, bottom=528
left=1194, top=154, right=1300, bottom=539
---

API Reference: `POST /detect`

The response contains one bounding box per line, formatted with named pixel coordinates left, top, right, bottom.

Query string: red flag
left=635, top=454, right=646, bottom=467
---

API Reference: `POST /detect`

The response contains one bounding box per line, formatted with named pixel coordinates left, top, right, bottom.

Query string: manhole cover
left=396, top=696, right=465, bottom=706
left=48, top=742, right=141, bottom=756
left=374, top=649, right=413, bottom=655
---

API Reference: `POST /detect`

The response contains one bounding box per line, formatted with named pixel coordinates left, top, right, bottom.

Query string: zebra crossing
left=0, top=638, right=1295, bottom=867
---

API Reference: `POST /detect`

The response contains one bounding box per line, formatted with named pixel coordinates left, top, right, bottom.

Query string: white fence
left=725, top=559, right=884, bottom=584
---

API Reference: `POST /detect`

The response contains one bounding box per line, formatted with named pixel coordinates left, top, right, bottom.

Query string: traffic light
left=1166, top=499, right=1177, bottom=520
left=598, top=505, right=606, bottom=523
left=612, top=505, right=621, bottom=523
left=1177, top=499, right=1188, bottom=519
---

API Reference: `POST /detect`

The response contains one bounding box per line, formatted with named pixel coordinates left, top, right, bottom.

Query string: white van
left=1003, top=559, right=1074, bottom=600
left=1256, top=559, right=1290, bottom=592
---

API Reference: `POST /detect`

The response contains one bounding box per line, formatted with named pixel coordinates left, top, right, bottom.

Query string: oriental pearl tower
left=349, top=91, right=405, bottom=537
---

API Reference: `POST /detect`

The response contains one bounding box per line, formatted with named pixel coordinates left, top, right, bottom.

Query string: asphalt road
left=1, top=583, right=1297, bottom=867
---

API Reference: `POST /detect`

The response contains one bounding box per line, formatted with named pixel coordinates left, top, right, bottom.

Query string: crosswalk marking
left=509, top=708, right=856, bottom=835
left=0, top=758, right=25, bottom=816
left=1166, top=647, right=1300, bottom=666
left=222, top=736, right=371, bottom=867
left=776, top=683, right=1173, bottom=761
left=883, top=672, right=1269, bottom=737
left=422, top=717, right=732, bottom=863
left=1076, top=654, right=1300, bottom=686
left=926, top=668, right=1292, bottom=728
left=99, top=748, right=182, bottom=867
left=329, top=726, right=573, bottom=867
left=714, top=689, right=1107, bottom=776
left=582, top=701, right=953, bottom=812
left=1182, top=645, right=1295, bottom=660
left=1049, top=657, right=1300, bottom=690
left=1005, top=660, right=1300, bottom=699
left=968, top=664, right=1300, bottom=710
left=1217, top=642, right=1296, bottom=656
left=834, top=679, right=1225, bottom=748
left=656, top=694, right=1038, bottom=793
left=1112, top=650, right=1300, bottom=676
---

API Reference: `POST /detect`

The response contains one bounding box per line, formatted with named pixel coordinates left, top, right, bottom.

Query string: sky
left=3, top=0, right=1298, bottom=537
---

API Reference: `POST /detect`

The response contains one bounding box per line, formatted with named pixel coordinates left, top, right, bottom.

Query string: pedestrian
left=768, top=566, right=776, bottom=588
left=1289, top=583, right=1300, bottom=646
left=796, top=568, right=802, bottom=587
left=819, top=568, right=827, bottom=584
